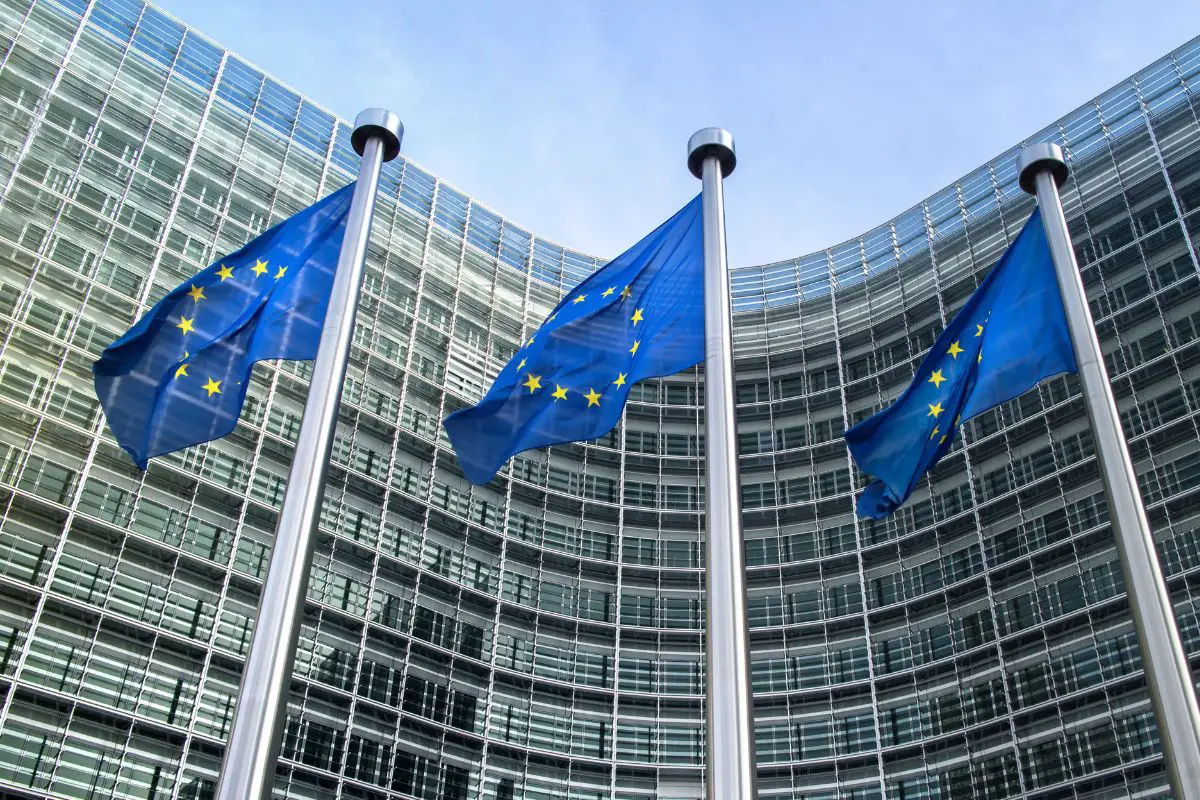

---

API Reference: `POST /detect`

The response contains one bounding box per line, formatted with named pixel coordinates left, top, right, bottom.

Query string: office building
left=0, top=1, right=1197, bottom=797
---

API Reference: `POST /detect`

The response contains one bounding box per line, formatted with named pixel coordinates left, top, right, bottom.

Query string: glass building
left=0, top=0, right=1198, bottom=798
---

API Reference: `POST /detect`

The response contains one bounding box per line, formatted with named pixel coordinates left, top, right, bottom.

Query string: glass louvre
left=0, top=2, right=1199, bottom=799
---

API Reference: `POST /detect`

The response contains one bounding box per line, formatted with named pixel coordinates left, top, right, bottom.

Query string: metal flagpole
left=688, top=128, right=757, bottom=799
left=1019, top=142, right=1200, bottom=797
left=214, top=108, right=403, bottom=800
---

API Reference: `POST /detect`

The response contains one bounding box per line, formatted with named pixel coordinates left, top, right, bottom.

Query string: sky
left=151, top=1, right=1200, bottom=267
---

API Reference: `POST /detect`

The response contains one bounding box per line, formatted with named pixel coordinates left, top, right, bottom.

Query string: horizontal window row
left=880, top=677, right=1007, bottom=747
left=1020, top=710, right=1158, bottom=791
left=996, top=559, right=1123, bottom=637
left=284, top=715, right=472, bottom=799
left=756, top=710, right=876, bottom=763
left=749, top=582, right=863, bottom=628
left=867, top=541, right=983, bottom=610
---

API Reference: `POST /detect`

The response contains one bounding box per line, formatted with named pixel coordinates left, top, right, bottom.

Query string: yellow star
left=929, top=426, right=939, bottom=440
left=940, top=434, right=948, bottom=444
left=928, top=369, right=945, bottom=389
left=977, top=351, right=982, bottom=363
left=947, top=341, right=964, bottom=359
left=188, top=284, right=205, bottom=302
left=602, top=286, right=615, bottom=298
left=176, top=316, right=195, bottom=335
left=584, top=388, right=601, bottom=407
left=523, top=374, right=542, bottom=393
left=517, top=358, right=527, bottom=371
left=547, top=313, right=557, bottom=322
left=927, top=402, right=944, bottom=418
left=524, top=335, right=535, bottom=348
left=620, top=285, right=632, bottom=299
left=614, top=372, right=627, bottom=388
left=631, top=308, right=644, bottom=326
left=275, top=266, right=287, bottom=279
left=216, top=264, right=234, bottom=281
left=552, top=385, right=568, bottom=401
left=252, top=259, right=269, bottom=277
left=573, top=294, right=587, bottom=304
left=174, top=362, right=188, bottom=379
left=202, top=378, right=221, bottom=396
left=629, top=340, right=640, bottom=356
left=975, top=323, right=984, bottom=337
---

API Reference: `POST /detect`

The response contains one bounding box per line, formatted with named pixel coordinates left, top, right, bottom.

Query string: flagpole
left=214, top=109, right=403, bottom=800
left=1019, top=142, right=1200, bottom=797
left=688, top=128, right=757, bottom=799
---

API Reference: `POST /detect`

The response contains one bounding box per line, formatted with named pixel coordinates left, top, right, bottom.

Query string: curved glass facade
left=0, top=1, right=1198, bottom=798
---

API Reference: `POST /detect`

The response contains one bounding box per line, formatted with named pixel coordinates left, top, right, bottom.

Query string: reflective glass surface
left=0, top=1, right=1198, bottom=798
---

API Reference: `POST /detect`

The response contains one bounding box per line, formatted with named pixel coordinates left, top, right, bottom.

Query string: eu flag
left=94, top=183, right=355, bottom=469
left=845, top=208, right=1077, bottom=519
left=444, top=196, right=704, bottom=484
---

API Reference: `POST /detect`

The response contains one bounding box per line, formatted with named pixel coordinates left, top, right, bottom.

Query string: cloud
left=153, top=0, right=1200, bottom=267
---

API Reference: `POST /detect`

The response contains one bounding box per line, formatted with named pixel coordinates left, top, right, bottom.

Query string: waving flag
left=444, top=196, right=704, bottom=484
left=845, top=208, right=1076, bottom=518
left=94, top=183, right=354, bottom=468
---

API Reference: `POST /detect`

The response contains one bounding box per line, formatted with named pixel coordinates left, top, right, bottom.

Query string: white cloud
left=154, top=0, right=1200, bottom=266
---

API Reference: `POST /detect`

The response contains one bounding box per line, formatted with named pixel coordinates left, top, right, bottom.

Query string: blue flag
left=445, top=196, right=704, bottom=484
left=94, top=183, right=355, bottom=469
left=845, top=208, right=1077, bottom=519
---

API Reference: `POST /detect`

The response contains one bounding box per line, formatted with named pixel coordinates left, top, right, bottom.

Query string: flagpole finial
left=352, top=108, right=404, bottom=162
left=688, top=127, right=736, bottom=179
left=1018, top=142, right=1068, bottom=194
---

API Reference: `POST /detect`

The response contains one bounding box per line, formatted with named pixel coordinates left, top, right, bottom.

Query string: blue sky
left=153, top=1, right=1200, bottom=267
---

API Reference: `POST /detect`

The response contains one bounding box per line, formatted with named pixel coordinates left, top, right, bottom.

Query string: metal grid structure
left=0, top=0, right=1197, bottom=798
